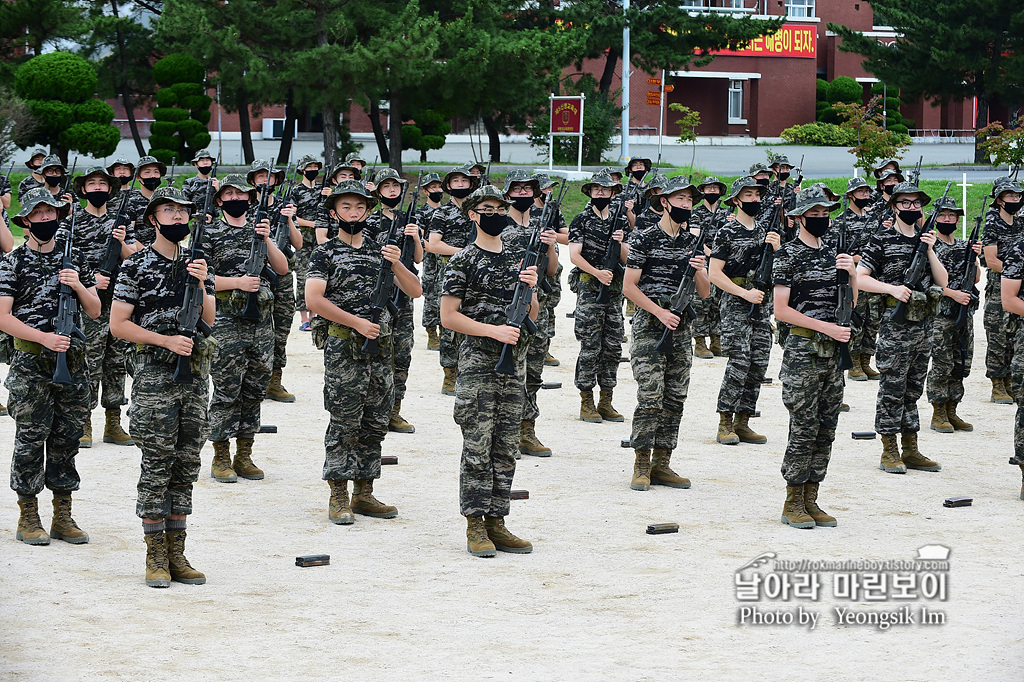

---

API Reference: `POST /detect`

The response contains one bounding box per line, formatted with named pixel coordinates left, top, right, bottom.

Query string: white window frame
left=728, top=80, right=745, bottom=124
left=785, top=0, right=815, bottom=18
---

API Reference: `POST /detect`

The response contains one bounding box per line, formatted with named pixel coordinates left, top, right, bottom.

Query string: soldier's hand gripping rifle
left=240, top=182, right=279, bottom=320
left=52, top=207, right=87, bottom=385
left=391, top=172, right=423, bottom=309
left=889, top=181, right=952, bottom=324
left=656, top=228, right=707, bottom=355
left=836, top=195, right=855, bottom=371
left=534, top=180, right=570, bottom=296
left=908, top=156, right=923, bottom=185
left=953, top=209, right=984, bottom=330
left=596, top=194, right=631, bottom=305
left=748, top=200, right=782, bottom=320
left=361, top=182, right=411, bottom=355
left=98, top=175, right=138, bottom=276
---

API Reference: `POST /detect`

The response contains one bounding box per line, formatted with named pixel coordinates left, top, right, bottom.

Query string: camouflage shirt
left=200, top=217, right=274, bottom=294
left=58, top=204, right=124, bottom=272
left=0, top=175, right=10, bottom=199
left=982, top=206, right=1024, bottom=264
left=125, top=189, right=157, bottom=245
left=1000, top=240, right=1024, bottom=302
left=773, top=239, right=839, bottom=323
left=633, top=207, right=663, bottom=233
left=626, top=225, right=700, bottom=301
left=113, top=247, right=216, bottom=333
left=0, top=240, right=96, bottom=333
left=710, top=213, right=773, bottom=279
left=365, top=209, right=402, bottom=246
left=934, top=237, right=973, bottom=291
left=306, top=236, right=387, bottom=324
left=767, top=180, right=798, bottom=213
left=17, top=176, right=43, bottom=201
left=182, top=175, right=214, bottom=205
left=569, top=206, right=621, bottom=268
left=690, top=203, right=730, bottom=245
left=833, top=207, right=878, bottom=256
left=290, top=183, right=324, bottom=225
left=530, top=203, right=567, bottom=233
left=441, top=243, right=520, bottom=330
left=429, top=202, right=476, bottom=251
left=859, top=228, right=933, bottom=290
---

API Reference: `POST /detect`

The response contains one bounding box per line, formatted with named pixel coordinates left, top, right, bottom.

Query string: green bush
left=190, top=108, right=212, bottom=126
left=73, top=100, right=114, bottom=125
left=817, top=107, right=840, bottom=125
left=780, top=122, right=857, bottom=146
left=889, top=124, right=909, bottom=136
left=150, top=149, right=177, bottom=165
left=884, top=96, right=901, bottom=112
left=176, top=119, right=205, bottom=141
left=902, top=117, right=915, bottom=129
left=153, top=108, right=189, bottom=122
left=150, top=120, right=177, bottom=137
left=816, top=78, right=828, bottom=102
left=14, top=52, right=97, bottom=103
left=148, top=133, right=177, bottom=149
left=171, top=82, right=204, bottom=99
left=29, top=99, right=73, bottom=130
left=150, top=54, right=210, bottom=164
left=153, top=54, right=204, bottom=88
left=827, top=76, right=862, bottom=104
left=181, top=94, right=212, bottom=111
left=59, top=122, right=119, bottom=157
left=871, top=82, right=885, bottom=96
left=155, top=89, right=179, bottom=107
left=189, top=131, right=212, bottom=150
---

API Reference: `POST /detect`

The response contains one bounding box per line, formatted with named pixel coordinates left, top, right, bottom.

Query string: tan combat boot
left=351, top=479, right=398, bottom=518
left=861, top=354, right=880, bottom=379
left=426, top=326, right=440, bottom=351
left=650, top=449, right=690, bottom=488
left=210, top=441, right=237, bottom=482
left=900, top=432, right=941, bottom=471
left=441, top=367, right=457, bottom=396
left=80, top=418, right=92, bottom=449
left=466, top=516, right=496, bottom=557
left=388, top=399, right=415, bottom=434
left=0, top=401, right=6, bottom=417
left=945, top=402, right=973, bottom=431
left=734, top=412, right=767, bottom=444
left=991, top=377, right=1013, bottom=404
left=1019, top=465, right=1024, bottom=501
left=1003, top=376, right=1016, bottom=403
left=597, top=389, right=624, bottom=422
left=579, top=390, right=602, bottom=423
left=50, top=494, right=89, bottom=544
left=879, top=434, right=906, bottom=473
left=802, top=482, right=837, bottom=527
left=930, top=403, right=953, bottom=433
left=103, top=407, right=134, bottom=445
left=781, top=486, right=816, bottom=528
left=631, top=450, right=652, bottom=490
left=484, top=517, right=533, bottom=553
left=544, top=352, right=560, bottom=367
left=265, top=368, right=296, bottom=403
left=166, top=529, right=206, bottom=584
left=693, top=337, right=713, bottom=359
left=717, top=412, right=739, bottom=445
left=144, top=532, right=171, bottom=588
left=328, top=480, right=355, bottom=525
left=847, top=354, right=867, bottom=381
left=709, top=334, right=723, bottom=356
left=232, top=438, right=265, bottom=480
left=16, top=496, right=50, bottom=545
left=519, top=420, right=552, bottom=457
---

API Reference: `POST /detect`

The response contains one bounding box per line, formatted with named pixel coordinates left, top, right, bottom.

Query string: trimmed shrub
left=827, top=76, right=862, bottom=104
left=780, top=122, right=857, bottom=146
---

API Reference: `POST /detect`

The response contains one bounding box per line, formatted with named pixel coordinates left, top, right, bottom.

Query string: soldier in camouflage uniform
left=440, top=185, right=537, bottom=557
left=125, top=156, right=168, bottom=246
left=982, top=177, right=1024, bottom=404
left=691, top=176, right=729, bottom=359
left=37, top=155, right=75, bottom=204
left=621, top=176, right=709, bottom=492
left=533, top=173, right=568, bottom=367
left=1, top=190, right=101, bottom=546
left=417, top=172, right=444, bottom=350
left=768, top=154, right=800, bottom=213
left=314, top=160, right=362, bottom=245
left=17, top=148, right=47, bottom=201
left=632, top=173, right=668, bottom=232
left=872, top=168, right=904, bottom=213
left=109, top=187, right=215, bottom=587
left=927, top=197, right=980, bottom=434
left=857, top=182, right=948, bottom=474
left=200, top=174, right=289, bottom=484
left=291, top=155, right=326, bottom=329
left=997, top=237, right=1024, bottom=500
left=305, top=180, right=421, bottom=525
left=106, top=157, right=136, bottom=187
left=181, top=149, right=216, bottom=205
left=708, top=177, right=780, bottom=446
left=772, top=186, right=852, bottom=529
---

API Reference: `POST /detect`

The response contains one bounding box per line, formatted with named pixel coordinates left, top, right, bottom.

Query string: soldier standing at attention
left=982, top=177, right=1024, bottom=404
left=37, top=155, right=75, bottom=204
left=690, top=176, right=728, bottom=359
left=128, top=156, right=168, bottom=246
left=857, top=182, right=947, bottom=474
left=632, top=173, right=668, bottom=232
left=997, top=230, right=1024, bottom=500
left=17, top=148, right=47, bottom=200
left=532, top=173, right=567, bottom=368
left=314, top=160, right=361, bottom=245
left=1, top=190, right=101, bottom=545
left=181, top=150, right=217, bottom=205
left=768, top=155, right=799, bottom=213
left=109, top=187, right=215, bottom=588
left=837, top=177, right=883, bottom=382
left=290, top=155, right=325, bottom=331
left=305, top=181, right=421, bottom=525
left=417, top=172, right=445, bottom=351
left=440, top=185, right=538, bottom=558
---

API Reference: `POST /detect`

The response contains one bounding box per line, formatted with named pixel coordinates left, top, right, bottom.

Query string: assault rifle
left=908, top=156, right=923, bottom=185
left=172, top=160, right=218, bottom=384
left=240, top=182, right=279, bottom=320
left=748, top=200, right=782, bottom=320
left=792, top=154, right=805, bottom=187
left=53, top=206, right=87, bottom=385
left=2, top=159, right=14, bottom=220
left=98, top=176, right=137, bottom=276
left=889, top=181, right=952, bottom=323
left=483, top=159, right=492, bottom=187
left=168, top=157, right=176, bottom=187
left=361, top=181, right=410, bottom=355
left=595, top=188, right=635, bottom=305
left=836, top=195, right=855, bottom=371
left=534, top=180, right=570, bottom=295
left=953, top=209, right=984, bottom=330
left=391, top=172, right=422, bottom=309
left=655, top=227, right=707, bottom=355
left=63, top=157, right=78, bottom=199
left=273, top=167, right=297, bottom=259
left=635, top=154, right=661, bottom=215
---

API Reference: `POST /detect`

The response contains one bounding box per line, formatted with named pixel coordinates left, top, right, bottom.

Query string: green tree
left=833, top=97, right=911, bottom=173
left=528, top=74, right=621, bottom=164
left=402, top=110, right=449, bottom=162
left=149, top=53, right=212, bottom=165
left=0, top=0, right=84, bottom=84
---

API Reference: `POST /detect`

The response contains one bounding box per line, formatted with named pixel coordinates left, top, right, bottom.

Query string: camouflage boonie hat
left=644, top=173, right=671, bottom=198
left=296, top=154, right=322, bottom=171
left=419, top=172, right=442, bottom=189
left=659, top=175, right=702, bottom=202
left=468, top=162, right=486, bottom=176
left=39, top=154, right=66, bottom=174
left=991, top=176, right=1024, bottom=199
left=373, top=168, right=407, bottom=192
left=246, top=159, right=285, bottom=187
left=142, top=186, right=196, bottom=228
left=726, top=176, right=767, bottom=204
left=845, top=177, right=870, bottom=194
left=214, top=174, right=256, bottom=202
left=330, top=161, right=361, bottom=182
left=73, top=166, right=121, bottom=200
left=807, top=182, right=839, bottom=201
left=624, top=157, right=652, bottom=175
left=581, top=170, right=622, bottom=197
left=697, top=176, right=727, bottom=195
left=748, top=162, right=770, bottom=176
left=461, top=185, right=511, bottom=217
left=106, top=157, right=136, bottom=176
left=770, top=154, right=792, bottom=168
left=502, top=169, right=540, bottom=195
left=930, top=195, right=965, bottom=217
left=191, top=149, right=215, bottom=164
left=344, top=152, right=367, bottom=167
left=788, top=185, right=840, bottom=217
left=873, top=158, right=902, bottom=178
left=532, top=173, right=558, bottom=190
left=325, top=179, right=377, bottom=215
left=443, top=165, right=480, bottom=192
left=137, top=155, right=167, bottom=177
left=25, top=147, right=47, bottom=167
left=13, top=188, right=71, bottom=228
left=599, top=166, right=624, bottom=182
left=886, top=182, right=931, bottom=208
left=876, top=168, right=904, bottom=185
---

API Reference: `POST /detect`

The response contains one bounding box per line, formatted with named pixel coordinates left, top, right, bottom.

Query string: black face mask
left=157, top=220, right=191, bottom=243
left=28, top=218, right=60, bottom=243
left=881, top=184, right=895, bottom=196
left=197, top=165, right=213, bottom=175
left=511, top=196, right=534, bottom=212
left=703, top=193, right=720, bottom=205
left=778, top=172, right=791, bottom=182
left=44, top=176, right=62, bottom=188
left=141, top=177, right=161, bottom=191
left=427, top=191, right=443, bottom=203
left=756, top=178, right=770, bottom=186
left=478, top=213, right=507, bottom=237
left=591, top=197, right=611, bottom=211
left=84, top=191, right=109, bottom=208
left=935, top=221, right=958, bottom=236
left=739, top=201, right=762, bottom=217
left=668, top=206, right=691, bottom=224
left=27, top=163, right=40, bottom=172
left=449, top=187, right=473, bottom=199
left=1002, top=200, right=1023, bottom=215
left=220, top=199, right=250, bottom=219
left=853, top=197, right=871, bottom=209
left=897, top=209, right=923, bottom=225
left=380, top=195, right=401, bottom=208
left=303, top=170, right=319, bottom=182
left=803, top=216, right=831, bottom=238
left=338, top=219, right=365, bottom=235
left=631, top=170, right=646, bottom=181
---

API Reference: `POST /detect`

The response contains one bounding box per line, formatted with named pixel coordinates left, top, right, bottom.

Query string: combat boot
left=232, top=438, right=265, bottom=480
left=625, top=299, right=637, bottom=317
left=16, top=496, right=49, bottom=545
left=709, top=334, right=723, bottom=356
left=991, top=377, right=1013, bottom=404
left=900, top=432, right=941, bottom=471
left=426, top=326, right=440, bottom=351
left=144, top=532, right=170, bottom=588
left=597, top=390, right=624, bottom=422
left=802, top=482, right=837, bottom=527
left=693, top=337, right=713, bottom=359
left=650, top=449, right=690, bottom=488
left=328, top=480, right=355, bottom=525
left=930, top=403, right=953, bottom=433
left=630, top=450, right=652, bottom=490
left=50, top=493, right=89, bottom=544
left=716, top=412, right=739, bottom=445
left=847, top=355, right=867, bottom=381
left=80, top=419, right=92, bottom=449
left=519, top=420, right=552, bottom=457
left=945, top=402, right=973, bottom=431
left=734, top=412, right=767, bottom=444
left=441, top=367, right=457, bottom=396
left=103, top=407, right=135, bottom=445
left=0, top=401, right=7, bottom=417
left=388, top=399, right=415, bottom=434
left=861, top=354, right=880, bottom=379
left=265, top=368, right=296, bottom=403
left=781, top=486, right=816, bottom=529
left=484, top=517, right=533, bottom=553
left=579, top=390, right=602, bottom=423
left=544, top=351, right=560, bottom=367
left=466, top=516, right=496, bottom=557
left=1019, top=465, right=1024, bottom=501
left=351, top=479, right=398, bottom=518
left=210, top=441, right=237, bottom=482
left=166, top=529, right=206, bottom=584
left=1003, top=376, right=1016, bottom=403
left=879, top=434, right=906, bottom=473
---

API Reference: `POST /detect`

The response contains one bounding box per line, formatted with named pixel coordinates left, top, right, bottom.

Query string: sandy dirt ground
left=1, top=250, right=1023, bottom=680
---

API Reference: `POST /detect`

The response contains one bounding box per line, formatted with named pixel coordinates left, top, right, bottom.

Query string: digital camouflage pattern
left=835, top=204, right=883, bottom=357
left=874, top=310, right=931, bottom=435
left=690, top=201, right=730, bottom=339
left=267, top=199, right=296, bottom=371
left=417, top=203, right=441, bottom=329
left=859, top=229, right=934, bottom=290
left=124, top=188, right=157, bottom=245
left=430, top=201, right=477, bottom=370
left=773, top=238, right=839, bottom=321
left=983, top=205, right=1023, bottom=378
left=17, top=175, right=43, bottom=202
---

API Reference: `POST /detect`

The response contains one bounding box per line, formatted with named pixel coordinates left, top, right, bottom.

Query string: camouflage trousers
left=717, top=292, right=772, bottom=414
left=850, top=292, right=883, bottom=357
left=573, top=287, right=623, bottom=391
left=209, top=313, right=274, bottom=443
left=542, top=265, right=563, bottom=340
left=521, top=299, right=553, bottom=422
left=984, top=272, right=1013, bottom=378
left=6, top=344, right=89, bottom=496
left=129, top=360, right=209, bottom=519
left=1008, top=325, right=1024, bottom=466
left=271, top=270, right=296, bottom=371
left=293, top=230, right=315, bottom=311
left=779, top=337, right=844, bottom=485
left=393, top=298, right=415, bottom=402
left=421, top=252, right=440, bottom=329
left=455, top=344, right=524, bottom=518
left=692, top=284, right=721, bottom=338
left=874, top=309, right=931, bottom=435
left=926, top=313, right=974, bottom=404
left=628, top=309, right=692, bottom=451
left=321, top=337, right=393, bottom=481
left=83, top=305, right=129, bottom=411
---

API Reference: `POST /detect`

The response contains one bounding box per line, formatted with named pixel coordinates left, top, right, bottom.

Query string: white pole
left=577, top=94, right=586, bottom=173
left=620, top=0, right=630, bottom=163
left=963, top=172, right=969, bottom=239
left=217, top=83, right=223, bottom=162
left=657, top=68, right=665, bottom=163
left=549, top=95, right=554, bottom=171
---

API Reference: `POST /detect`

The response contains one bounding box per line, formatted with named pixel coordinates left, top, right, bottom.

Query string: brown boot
left=930, top=403, right=953, bottom=433
left=265, top=368, right=296, bottom=403
left=716, top=412, right=739, bottom=445
left=900, top=432, right=941, bottom=471
left=388, top=399, right=415, bottom=434
left=144, top=532, right=171, bottom=588
left=879, top=434, right=906, bottom=473
left=351, top=479, right=398, bottom=518
left=0, top=401, right=6, bottom=417
left=544, top=352, right=560, bottom=367
left=734, top=412, right=767, bottom=444
left=945, top=402, right=973, bottom=431
left=80, top=418, right=92, bottom=449
left=16, top=496, right=50, bottom=545
left=210, top=441, right=237, bottom=483
left=861, top=354, right=880, bottom=379
left=991, top=377, right=1013, bottom=404
left=441, top=367, right=457, bottom=396
left=232, top=438, right=265, bottom=480
left=102, top=407, right=134, bottom=445
left=466, top=516, right=496, bottom=557
left=328, top=480, right=355, bottom=525
left=847, top=354, right=867, bottom=381
left=693, top=337, right=713, bottom=359
left=579, top=390, right=602, bottom=423
left=802, top=482, right=837, bottom=527
left=166, top=529, right=206, bottom=584
left=50, top=494, right=89, bottom=544
left=484, top=517, right=533, bottom=553
left=519, top=420, right=552, bottom=457
left=597, top=389, right=624, bottom=422
left=1003, top=376, right=1016, bottom=403
left=426, top=326, right=440, bottom=351
left=781, top=486, right=816, bottom=528
left=650, top=449, right=690, bottom=488
left=1019, top=465, right=1024, bottom=501
left=709, top=334, right=722, bottom=356
left=630, top=450, right=652, bottom=490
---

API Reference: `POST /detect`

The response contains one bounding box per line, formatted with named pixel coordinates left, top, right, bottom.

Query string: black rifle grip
left=172, top=353, right=194, bottom=384
left=494, top=344, right=516, bottom=376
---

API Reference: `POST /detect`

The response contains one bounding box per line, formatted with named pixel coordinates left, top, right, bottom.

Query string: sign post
left=549, top=94, right=586, bottom=172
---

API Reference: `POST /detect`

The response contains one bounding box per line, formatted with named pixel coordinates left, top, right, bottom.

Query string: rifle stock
left=836, top=195, right=854, bottom=370
left=99, top=176, right=138, bottom=276
left=241, top=183, right=275, bottom=320
left=52, top=206, right=86, bottom=385
left=953, top=209, right=984, bottom=330
left=360, top=181, right=410, bottom=355
left=656, top=228, right=707, bottom=355
left=748, top=202, right=782, bottom=320
left=889, top=181, right=951, bottom=323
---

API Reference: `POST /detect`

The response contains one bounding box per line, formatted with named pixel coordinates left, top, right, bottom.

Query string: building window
left=785, top=0, right=814, bottom=17
left=681, top=0, right=701, bottom=6
left=728, top=0, right=746, bottom=7
left=729, top=80, right=744, bottom=123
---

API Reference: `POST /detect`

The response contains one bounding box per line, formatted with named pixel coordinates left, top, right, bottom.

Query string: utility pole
left=620, top=0, right=630, bottom=163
